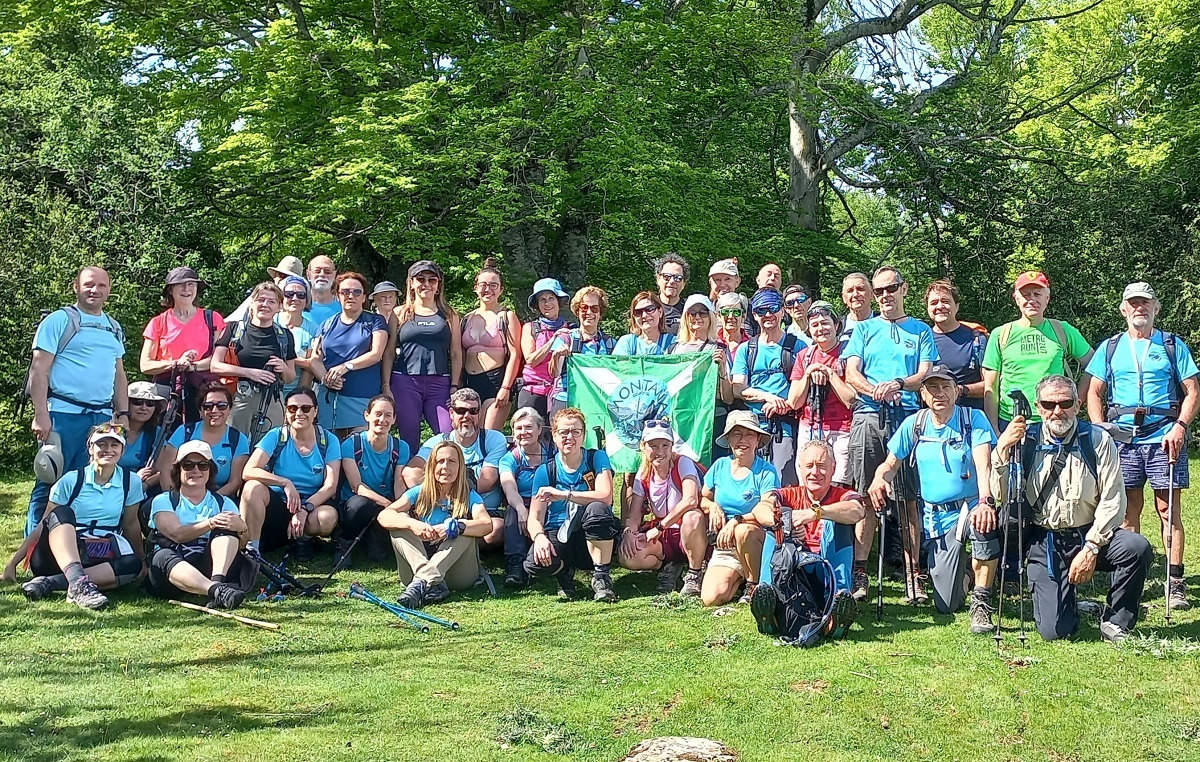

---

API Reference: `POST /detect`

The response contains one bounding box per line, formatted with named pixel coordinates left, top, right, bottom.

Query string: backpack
left=267, top=425, right=331, bottom=473
left=1020, top=421, right=1100, bottom=495
left=154, top=308, right=216, bottom=357
left=908, top=407, right=974, bottom=479
left=183, top=423, right=244, bottom=457
left=744, top=332, right=801, bottom=382
left=352, top=432, right=403, bottom=492
left=570, top=328, right=615, bottom=355
left=995, top=318, right=1078, bottom=377
left=218, top=319, right=291, bottom=392
left=62, top=467, right=133, bottom=534
left=635, top=455, right=707, bottom=531
left=34, top=306, right=127, bottom=410
left=767, top=544, right=837, bottom=647
left=1100, top=330, right=1184, bottom=423
left=545, top=448, right=598, bottom=492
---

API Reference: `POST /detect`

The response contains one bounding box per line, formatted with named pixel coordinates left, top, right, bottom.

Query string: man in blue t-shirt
left=1085, top=282, right=1200, bottom=611
left=303, top=254, right=341, bottom=326
left=869, top=367, right=997, bottom=625
left=843, top=266, right=938, bottom=602
left=25, top=266, right=130, bottom=536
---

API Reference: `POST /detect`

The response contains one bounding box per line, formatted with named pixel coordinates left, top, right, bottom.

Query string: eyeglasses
left=130, top=399, right=156, bottom=408
left=339, top=288, right=364, bottom=297
left=752, top=305, right=781, bottom=317
left=476, top=282, right=500, bottom=290
left=556, top=427, right=584, bottom=438
left=658, top=272, right=685, bottom=283
left=577, top=303, right=601, bottom=314
left=452, top=406, right=480, bottom=415
left=180, top=460, right=211, bottom=472
left=718, top=308, right=744, bottom=318
left=633, top=304, right=660, bottom=318
left=785, top=296, right=809, bottom=308
left=283, top=291, right=307, bottom=300
left=873, top=282, right=904, bottom=296
left=286, top=404, right=315, bottom=414
left=1037, top=398, right=1076, bottom=412
left=201, top=401, right=231, bottom=412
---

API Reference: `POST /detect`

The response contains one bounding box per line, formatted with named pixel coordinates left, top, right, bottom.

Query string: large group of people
left=5, top=253, right=1192, bottom=648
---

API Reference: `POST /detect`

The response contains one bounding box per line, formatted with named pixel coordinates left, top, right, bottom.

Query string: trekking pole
left=348, top=583, right=429, bottom=633
left=147, top=369, right=186, bottom=470
left=250, top=380, right=280, bottom=443
left=1166, top=455, right=1177, bottom=625
left=388, top=600, right=461, bottom=630
left=994, top=390, right=1032, bottom=649
left=242, top=547, right=324, bottom=598
left=886, top=403, right=917, bottom=603
left=322, top=520, right=373, bottom=586
left=876, top=505, right=886, bottom=622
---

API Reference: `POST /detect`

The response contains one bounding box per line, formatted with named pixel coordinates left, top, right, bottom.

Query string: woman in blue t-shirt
left=613, top=291, right=677, bottom=356
left=497, top=407, right=554, bottom=587
left=377, top=440, right=491, bottom=609
left=158, top=382, right=250, bottom=499
left=239, top=388, right=341, bottom=558
left=311, top=271, right=390, bottom=437
left=548, top=286, right=615, bottom=416
left=337, top=395, right=410, bottom=568
left=700, top=410, right=780, bottom=607
left=120, top=381, right=165, bottom=491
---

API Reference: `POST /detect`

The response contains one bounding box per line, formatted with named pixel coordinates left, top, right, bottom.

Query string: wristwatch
left=1084, top=540, right=1101, bottom=556
left=301, top=501, right=314, bottom=513
left=345, top=361, right=356, bottom=372
left=982, top=496, right=997, bottom=508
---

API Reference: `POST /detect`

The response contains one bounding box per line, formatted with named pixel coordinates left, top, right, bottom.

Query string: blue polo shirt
left=119, top=428, right=155, bottom=472
left=1085, top=331, right=1200, bottom=445
left=167, top=424, right=251, bottom=488
left=340, top=432, right=410, bottom=501
left=400, top=484, right=484, bottom=527
left=703, top=456, right=780, bottom=518
left=531, top=450, right=613, bottom=530
left=34, top=308, right=126, bottom=414
left=418, top=429, right=508, bottom=512
left=254, top=426, right=339, bottom=499
left=148, top=490, right=239, bottom=539
left=50, top=465, right=145, bottom=540
left=843, top=315, right=939, bottom=413
left=887, top=407, right=996, bottom=538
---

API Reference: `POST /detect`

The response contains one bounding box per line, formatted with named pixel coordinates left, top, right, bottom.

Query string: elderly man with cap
left=869, top=365, right=997, bottom=622
left=992, top=374, right=1152, bottom=643
left=1086, top=281, right=1199, bottom=611
left=23, top=266, right=130, bottom=538
left=786, top=300, right=856, bottom=485
left=982, top=270, right=1093, bottom=432
left=843, top=266, right=938, bottom=603
left=708, top=258, right=741, bottom=303
left=147, top=440, right=250, bottom=610
left=304, top=253, right=341, bottom=327
left=653, top=252, right=689, bottom=336
left=140, top=265, right=225, bottom=420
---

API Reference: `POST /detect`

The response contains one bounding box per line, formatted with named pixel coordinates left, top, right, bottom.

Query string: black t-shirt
left=662, top=300, right=683, bottom=336
left=216, top=321, right=297, bottom=370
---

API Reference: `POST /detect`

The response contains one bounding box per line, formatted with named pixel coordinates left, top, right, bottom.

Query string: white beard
left=1045, top=418, right=1074, bottom=438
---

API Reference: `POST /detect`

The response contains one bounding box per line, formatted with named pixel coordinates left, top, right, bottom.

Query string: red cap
left=1014, top=271, right=1050, bottom=290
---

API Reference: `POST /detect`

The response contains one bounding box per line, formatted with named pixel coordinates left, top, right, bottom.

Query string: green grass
left=2, top=474, right=1200, bottom=762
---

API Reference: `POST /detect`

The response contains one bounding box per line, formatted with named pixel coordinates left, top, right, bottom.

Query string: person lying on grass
left=378, top=439, right=492, bottom=609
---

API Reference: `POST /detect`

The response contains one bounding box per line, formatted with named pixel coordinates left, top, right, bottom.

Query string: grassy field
left=2, top=473, right=1199, bottom=762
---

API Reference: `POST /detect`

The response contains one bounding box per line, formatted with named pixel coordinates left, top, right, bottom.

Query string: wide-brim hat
left=527, top=277, right=569, bottom=310
left=267, top=255, right=305, bottom=280
left=128, top=381, right=165, bottom=403
left=371, top=280, right=400, bottom=300
left=33, top=432, right=64, bottom=484
left=162, top=266, right=207, bottom=295
left=715, top=410, right=770, bottom=448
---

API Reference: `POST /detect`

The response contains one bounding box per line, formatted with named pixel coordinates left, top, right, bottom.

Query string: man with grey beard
left=990, top=375, right=1152, bottom=643
left=304, top=254, right=341, bottom=326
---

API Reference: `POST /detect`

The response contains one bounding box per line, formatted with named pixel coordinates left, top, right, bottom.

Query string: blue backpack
left=768, top=544, right=836, bottom=647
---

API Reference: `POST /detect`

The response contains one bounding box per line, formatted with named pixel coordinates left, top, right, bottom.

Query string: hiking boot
left=750, top=583, right=780, bottom=636
left=397, top=578, right=429, bottom=609
left=737, top=581, right=757, bottom=605
left=66, top=575, right=108, bottom=611
left=591, top=571, right=618, bottom=603
left=1099, top=620, right=1130, bottom=644
left=22, top=576, right=55, bottom=602
left=424, top=581, right=451, bottom=604
left=1077, top=598, right=1103, bottom=617
left=656, top=561, right=683, bottom=594
left=968, top=588, right=995, bottom=635
left=906, top=573, right=930, bottom=605
left=332, top=534, right=356, bottom=571
left=292, top=537, right=316, bottom=563
left=503, top=556, right=528, bottom=589
left=680, top=569, right=703, bottom=598
left=555, top=568, right=577, bottom=601
left=829, top=591, right=858, bottom=640
left=1169, top=578, right=1190, bottom=611
left=208, top=583, right=246, bottom=610
left=851, top=567, right=870, bottom=602
left=366, top=529, right=391, bottom=563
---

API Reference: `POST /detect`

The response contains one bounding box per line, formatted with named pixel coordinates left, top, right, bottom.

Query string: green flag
left=566, top=353, right=718, bottom=472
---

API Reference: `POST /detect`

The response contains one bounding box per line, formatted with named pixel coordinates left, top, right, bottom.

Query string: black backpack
left=544, top=449, right=597, bottom=491
left=768, top=543, right=836, bottom=647
left=352, top=432, right=403, bottom=492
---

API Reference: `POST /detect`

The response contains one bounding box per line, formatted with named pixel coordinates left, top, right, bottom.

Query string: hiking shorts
left=849, top=411, right=918, bottom=500
left=1118, top=442, right=1189, bottom=490
left=708, top=547, right=744, bottom=576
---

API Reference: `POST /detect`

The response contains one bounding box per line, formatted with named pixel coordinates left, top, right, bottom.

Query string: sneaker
left=906, top=573, right=929, bottom=605
left=591, top=571, right=618, bottom=603
left=21, top=576, right=55, bottom=602
left=66, top=575, right=108, bottom=611
left=397, top=578, right=428, bottom=609
left=292, top=537, right=316, bottom=563
left=424, top=581, right=451, bottom=604
left=968, top=588, right=995, bottom=635
left=680, top=569, right=703, bottom=598
left=828, top=591, right=858, bottom=640
left=208, top=583, right=246, bottom=610
left=737, top=581, right=757, bottom=605
left=1169, top=578, right=1190, bottom=611
left=750, top=583, right=780, bottom=636
left=555, top=568, right=577, bottom=601
left=1099, top=620, right=1130, bottom=644
left=503, top=556, right=528, bottom=589
left=656, top=561, right=683, bottom=594
left=851, top=567, right=870, bottom=602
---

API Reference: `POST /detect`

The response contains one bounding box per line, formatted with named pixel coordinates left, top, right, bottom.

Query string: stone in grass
left=621, top=736, right=738, bottom=761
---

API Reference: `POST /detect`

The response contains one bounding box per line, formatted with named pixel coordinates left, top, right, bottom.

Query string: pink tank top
left=521, top=323, right=558, bottom=396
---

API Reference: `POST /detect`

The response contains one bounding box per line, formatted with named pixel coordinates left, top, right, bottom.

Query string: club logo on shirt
left=606, top=376, right=669, bottom=447
left=742, top=489, right=754, bottom=501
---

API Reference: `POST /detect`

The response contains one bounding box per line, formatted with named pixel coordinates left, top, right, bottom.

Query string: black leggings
left=30, top=505, right=142, bottom=579
left=523, top=501, right=621, bottom=576
left=148, top=532, right=254, bottom=596
left=340, top=495, right=387, bottom=540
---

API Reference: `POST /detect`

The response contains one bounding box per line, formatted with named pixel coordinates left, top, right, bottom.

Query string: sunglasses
left=180, top=460, right=211, bottom=472
left=752, top=305, right=781, bottom=317
left=686, top=309, right=710, bottom=318
left=718, top=308, right=744, bottom=318
left=286, top=404, right=315, bottom=414
left=1037, top=399, right=1076, bottom=412
left=633, top=304, right=660, bottom=318
left=130, top=399, right=157, bottom=408
left=785, top=296, right=809, bottom=308
left=873, top=282, right=904, bottom=296
left=658, top=272, right=685, bottom=283
left=339, top=288, right=364, bottom=297
left=644, top=420, right=672, bottom=431
left=452, top=406, right=480, bottom=415
left=576, top=303, right=601, bottom=314
left=283, top=291, right=307, bottom=300
left=94, top=424, right=127, bottom=437
left=201, top=401, right=230, bottom=412
left=416, top=275, right=440, bottom=284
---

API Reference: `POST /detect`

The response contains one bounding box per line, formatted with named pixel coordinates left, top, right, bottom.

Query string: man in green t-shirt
left=982, top=271, right=1093, bottom=429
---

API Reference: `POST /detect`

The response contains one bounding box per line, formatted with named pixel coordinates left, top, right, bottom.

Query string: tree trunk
left=787, top=76, right=825, bottom=296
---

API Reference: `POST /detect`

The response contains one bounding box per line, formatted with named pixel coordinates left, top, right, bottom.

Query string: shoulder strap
left=1077, top=422, right=1099, bottom=482
left=353, top=433, right=365, bottom=467
left=1048, top=319, right=1076, bottom=375
left=908, top=410, right=930, bottom=468
left=56, top=306, right=83, bottom=356
left=66, top=468, right=86, bottom=508
left=546, top=454, right=558, bottom=487
left=570, top=330, right=581, bottom=355
left=1163, top=332, right=1184, bottom=404
left=170, top=490, right=181, bottom=510
left=779, top=333, right=798, bottom=378
left=122, top=468, right=131, bottom=506
left=745, top=337, right=760, bottom=377
left=1103, top=333, right=1121, bottom=398
left=107, top=313, right=125, bottom=346
left=230, top=320, right=248, bottom=354
left=995, top=321, right=1015, bottom=360
left=228, top=427, right=243, bottom=451
left=204, top=310, right=216, bottom=356
left=267, top=427, right=289, bottom=472
left=185, top=422, right=197, bottom=440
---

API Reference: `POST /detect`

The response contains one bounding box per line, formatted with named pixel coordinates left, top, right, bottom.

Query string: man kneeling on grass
left=525, top=407, right=622, bottom=602
left=147, top=441, right=252, bottom=610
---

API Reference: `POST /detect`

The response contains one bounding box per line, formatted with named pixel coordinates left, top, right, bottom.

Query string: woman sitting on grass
left=147, top=440, right=251, bottom=610
left=377, top=440, right=492, bottom=609
left=337, top=394, right=410, bottom=568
